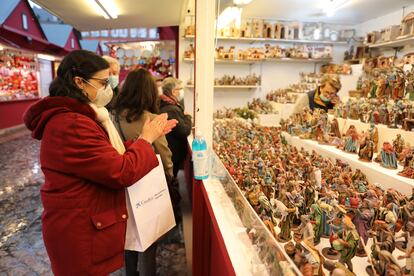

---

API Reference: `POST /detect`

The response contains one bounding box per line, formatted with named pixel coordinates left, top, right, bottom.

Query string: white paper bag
left=125, top=155, right=176, bottom=252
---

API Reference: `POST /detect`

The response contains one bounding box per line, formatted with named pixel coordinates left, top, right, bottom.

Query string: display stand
left=328, top=114, right=414, bottom=150
left=269, top=101, right=296, bottom=122
left=284, top=132, right=414, bottom=195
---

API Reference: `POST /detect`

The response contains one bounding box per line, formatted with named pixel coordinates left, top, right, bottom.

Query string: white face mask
left=177, top=89, right=184, bottom=101
left=108, top=75, right=119, bottom=89
left=84, top=79, right=113, bottom=107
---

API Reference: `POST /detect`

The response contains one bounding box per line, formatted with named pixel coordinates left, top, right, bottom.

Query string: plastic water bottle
left=192, top=130, right=209, bottom=180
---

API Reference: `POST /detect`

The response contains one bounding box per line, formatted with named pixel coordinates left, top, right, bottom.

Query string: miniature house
left=383, top=25, right=400, bottom=41
left=400, top=12, right=414, bottom=38
left=263, top=22, right=274, bottom=38
left=274, top=23, right=283, bottom=39
left=366, top=31, right=381, bottom=44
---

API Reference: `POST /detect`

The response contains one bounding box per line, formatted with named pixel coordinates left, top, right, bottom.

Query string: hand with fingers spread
left=140, top=113, right=177, bottom=144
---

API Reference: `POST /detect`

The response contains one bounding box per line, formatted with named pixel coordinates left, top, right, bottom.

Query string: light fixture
left=88, top=0, right=119, bottom=19
left=322, top=0, right=352, bottom=17
left=233, top=0, right=253, bottom=5
left=37, top=54, right=55, bottom=61
left=217, top=6, right=242, bottom=30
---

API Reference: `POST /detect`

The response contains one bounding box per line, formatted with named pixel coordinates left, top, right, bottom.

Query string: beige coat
left=114, top=110, right=174, bottom=179
left=114, top=110, right=174, bottom=251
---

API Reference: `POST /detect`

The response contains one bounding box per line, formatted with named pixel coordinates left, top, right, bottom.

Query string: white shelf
left=184, top=35, right=347, bottom=45
left=284, top=132, right=414, bottom=195
left=264, top=57, right=332, bottom=63
left=368, top=35, right=414, bottom=49
left=185, top=85, right=260, bottom=89
left=183, top=58, right=261, bottom=64
left=183, top=57, right=331, bottom=64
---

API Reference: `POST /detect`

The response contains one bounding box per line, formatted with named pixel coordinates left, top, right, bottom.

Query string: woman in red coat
left=23, top=50, right=177, bottom=275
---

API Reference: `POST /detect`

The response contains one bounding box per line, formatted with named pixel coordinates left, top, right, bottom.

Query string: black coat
left=159, top=98, right=192, bottom=176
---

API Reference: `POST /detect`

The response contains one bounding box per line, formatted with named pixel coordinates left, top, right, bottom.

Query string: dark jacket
left=23, top=96, right=158, bottom=275
left=159, top=95, right=192, bottom=176
left=105, top=86, right=119, bottom=111
left=307, top=88, right=335, bottom=112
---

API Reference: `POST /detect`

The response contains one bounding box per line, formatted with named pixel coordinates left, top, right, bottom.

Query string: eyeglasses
left=83, top=77, right=110, bottom=89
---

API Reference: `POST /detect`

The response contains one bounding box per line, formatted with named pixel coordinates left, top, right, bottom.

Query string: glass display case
left=209, top=152, right=301, bottom=276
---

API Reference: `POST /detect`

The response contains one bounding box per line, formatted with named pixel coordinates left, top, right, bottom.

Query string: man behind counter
left=294, top=74, right=342, bottom=113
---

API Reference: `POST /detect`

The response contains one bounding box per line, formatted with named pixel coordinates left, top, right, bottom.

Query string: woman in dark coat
left=23, top=50, right=176, bottom=275
left=159, top=77, right=192, bottom=177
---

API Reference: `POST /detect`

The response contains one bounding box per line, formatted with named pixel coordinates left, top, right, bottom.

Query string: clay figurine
left=342, top=125, right=359, bottom=154
left=298, top=215, right=315, bottom=245
left=358, top=132, right=374, bottom=162
left=309, top=203, right=323, bottom=245
left=337, top=216, right=359, bottom=272
left=379, top=142, right=398, bottom=169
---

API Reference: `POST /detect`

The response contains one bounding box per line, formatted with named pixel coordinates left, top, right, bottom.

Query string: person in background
left=155, top=78, right=163, bottom=95
left=23, top=50, right=177, bottom=275
left=112, top=68, right=176, bottom=276
left=160, top=77, right=192, bottom=178
left=102, top=55, right=120, bottom=110
left=294, top=74, right=342, bottom=113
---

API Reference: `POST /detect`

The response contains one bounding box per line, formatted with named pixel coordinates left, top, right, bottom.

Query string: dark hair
left=49, top=50, right=109, bottom=103
left=113, top=68, right=159, bottom=123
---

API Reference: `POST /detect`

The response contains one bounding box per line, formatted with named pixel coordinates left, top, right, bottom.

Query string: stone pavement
left=0, top=133, right=187, bottom=276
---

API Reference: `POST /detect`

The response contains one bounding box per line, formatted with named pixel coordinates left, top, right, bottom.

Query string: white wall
left=354, top=4, right=414, bottom=57
left=354, top=5, right=414, bottom=37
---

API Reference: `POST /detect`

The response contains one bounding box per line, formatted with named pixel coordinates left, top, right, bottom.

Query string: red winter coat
left=23, top=96, right=158, bottom=275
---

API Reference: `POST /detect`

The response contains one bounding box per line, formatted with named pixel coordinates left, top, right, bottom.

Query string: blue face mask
left=319, top=94, right=331, bottom=103
left=108, top=75, right=119, bottom=89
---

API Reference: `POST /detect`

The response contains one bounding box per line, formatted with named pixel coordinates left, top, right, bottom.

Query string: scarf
left=160, top=94, right=178, bottom=106
left=89, top=104, right=126, bottom=154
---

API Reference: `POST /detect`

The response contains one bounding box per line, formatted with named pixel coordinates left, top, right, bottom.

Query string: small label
left=193, top=150, right=209, bottom=178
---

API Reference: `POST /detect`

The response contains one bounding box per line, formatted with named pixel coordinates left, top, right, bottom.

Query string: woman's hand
left=140, top=114, right=177, bottom=144
left=163, top=119, right=178, bottom=135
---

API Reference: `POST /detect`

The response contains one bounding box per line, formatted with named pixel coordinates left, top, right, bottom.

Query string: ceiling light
left=217, top=6, right=242, bottom=30
left=322, top=0, right=352, bottom=17
left=87, top=0, right=119, bottom=19
left=233, top=0, right=253, bottom=5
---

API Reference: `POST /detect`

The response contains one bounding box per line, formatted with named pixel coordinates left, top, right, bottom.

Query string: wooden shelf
left=185, top=85, right=260, bottom=89
left=184, top=35, right=347, bottom=45
left=368, top=35, right=414, bottom=49
left=183, top=57, right=331, bottom=64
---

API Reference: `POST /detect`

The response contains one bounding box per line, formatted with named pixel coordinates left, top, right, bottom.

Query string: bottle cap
left=195, top=130, right=202, bottom=137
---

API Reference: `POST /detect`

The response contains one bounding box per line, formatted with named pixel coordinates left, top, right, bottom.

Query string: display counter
left=189, top=149, right=300, bottom=276
left=188, top=122, right=414, bottom=275
left=0, top=98, right=38, bottom=129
